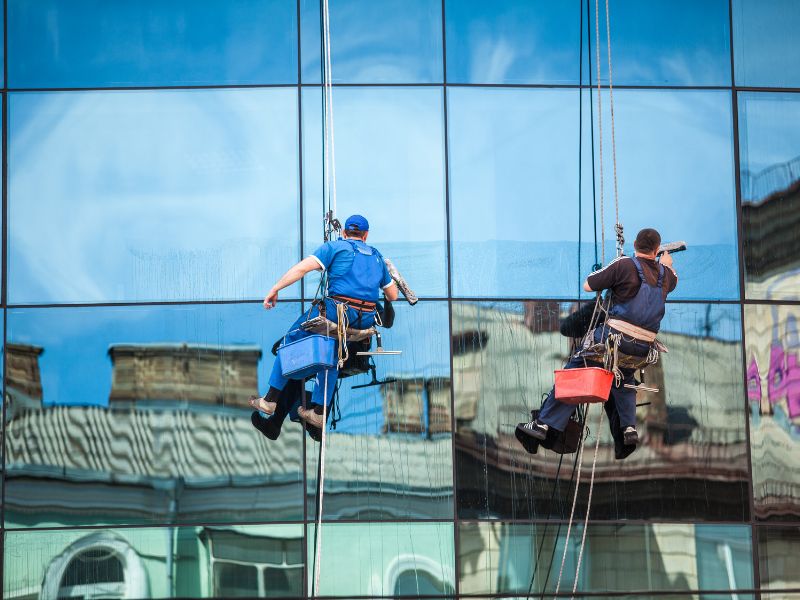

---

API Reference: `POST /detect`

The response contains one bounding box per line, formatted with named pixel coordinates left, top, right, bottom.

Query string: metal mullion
left=439, top=0, right=461, bottom=595
left=728, top=0, right=761, bottom=595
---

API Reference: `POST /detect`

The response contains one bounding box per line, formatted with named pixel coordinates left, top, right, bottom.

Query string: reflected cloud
left=9, top=89, right=300, bottom=304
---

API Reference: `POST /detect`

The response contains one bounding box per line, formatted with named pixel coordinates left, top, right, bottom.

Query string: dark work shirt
left=586, top=255, right=678, bottom=302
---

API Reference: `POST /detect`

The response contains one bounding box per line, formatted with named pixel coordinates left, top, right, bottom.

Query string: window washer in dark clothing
left=249, top=214, right=399, bottom=430
left=517, top=228, right=678, bottom=447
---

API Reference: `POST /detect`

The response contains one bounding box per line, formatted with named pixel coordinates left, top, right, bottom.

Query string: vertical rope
left=604, top=0, right=619, bottom=236
left=571, top=405, right=604, bottom=598
left=313, top=369, right=329, bottom=596
left=322, top=0, right=337, bottom=221
left=553, top=409, right=588, bottom=595
left=594, top=0, right=605, bottom=265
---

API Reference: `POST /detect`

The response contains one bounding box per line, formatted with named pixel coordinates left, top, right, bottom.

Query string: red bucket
left=554, top=367, right=613, bottom=405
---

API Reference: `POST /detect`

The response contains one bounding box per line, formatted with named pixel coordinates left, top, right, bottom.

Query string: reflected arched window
left=392, top=569, right=455, bottom=595
left=41, top=532, right=148, bottom=600
left=58, top=549, right=125, bottom=598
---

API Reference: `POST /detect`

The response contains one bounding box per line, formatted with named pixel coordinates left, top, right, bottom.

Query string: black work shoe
left=520, top=419, right=549, bottom=441
left=305, top=423, right=322, bottom=442
left=515, top=423, right=541, bottom=454
left=251, top=411, right=282, bottom=441
left=623, top=426, right=639, bottom=446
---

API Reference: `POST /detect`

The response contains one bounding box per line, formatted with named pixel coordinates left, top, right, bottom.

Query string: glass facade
left=3, top=1, right=800, bottom=599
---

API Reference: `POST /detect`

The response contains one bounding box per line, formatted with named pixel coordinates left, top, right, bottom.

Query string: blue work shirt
left=311, top=239, right=393, bottom=302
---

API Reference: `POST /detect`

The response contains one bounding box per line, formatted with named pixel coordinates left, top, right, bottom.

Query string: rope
left=594, top=0, right=605, bottom=265
left=571, top=405, right=605, bottom=598
left=321, top=0, right=338, bottom=237
left=312, top=369, right=329, bottom=596
left=553, top=413, right=588, bottom=596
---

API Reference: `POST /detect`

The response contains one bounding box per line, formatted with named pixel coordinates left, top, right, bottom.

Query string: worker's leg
left=530, top=355, right=587, bottom=433
left=609, top=367, right=639, bottom=444
left=298, top=367, right=339, bottom=430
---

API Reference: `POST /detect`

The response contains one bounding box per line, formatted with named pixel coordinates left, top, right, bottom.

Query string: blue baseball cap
left=345, top=214, right=369, bottom=232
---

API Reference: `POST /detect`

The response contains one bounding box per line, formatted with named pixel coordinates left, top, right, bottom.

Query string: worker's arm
left=582, top=278, right=594, bottom=293
left=383, top=282, right=399, bottom=302
left=263, top=257, right=323, bottom=309
left=659, top=250, right=676, bottom=275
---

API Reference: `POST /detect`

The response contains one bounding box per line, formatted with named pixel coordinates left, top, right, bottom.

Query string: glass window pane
left=453, top=301, right=748, bottom=521
left=448, top=88, right=737, bottom=299
left=301, top=0, right=443, bottom=84
left=585, top=0, right=731, bottom=86
left=4, top=524, right=303, bottom=599
left=746, top=303, right=800, bottom=521
left=8, top=0, right=297, bottom=88
left=582, top=89, right=738, bottom=300
left=309, top=522, right=454, bottom=597
left=739, top=92, right=800, bottom=301
left=306, top=302, right=453, bottom=520
left=9, top=89, right=299, bottom=304
left=733, top=0, right=800, bottom=87
left=459, top=522, right=752, bottom=596
left=4, top=303, right=305, bottom=527
left=759, top=526, right=800, bottom=593
left=445, top=0, right=580, bottom=85
left=448, top=87, right=582, bottom=298
left=302, top=87, right=447, bottom=298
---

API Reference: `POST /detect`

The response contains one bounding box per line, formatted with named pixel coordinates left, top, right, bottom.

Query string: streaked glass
left=447, top=87, right=582, bottom=298
left=580, top=89, right=738, bottom=300
left=445, top=0, right=580, bottom=84
left=308, top=522, right=454, bottom=596
left=453, top=301, right=748, bottom=521
left=8, top=0, right=297, bottom=88
left=4, top=303, right=305, bottom=527
left=4, top=524, right=304, bottom=599
left=448, top=88, right=737, bottom=299
left=733, top=0, right=800, bottom=87
left=301, top=0, right=443, bottom=83
left=9, top=89, right=299, bottom=304
left=759, top=526, right=800, bottom=593
left=746, top=303, right=800, bottom=521
left=739, top=92, right=800, bottom=300
left=306, top=302, right=453, bottom=519
left=302, top=87, right=447, bottom=298
left=584, top=0, right=731, bottom=86
left=459, top=522, right=752, bottom=596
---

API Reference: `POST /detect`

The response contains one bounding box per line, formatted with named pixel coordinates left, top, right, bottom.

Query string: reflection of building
left=451, top=302, right=749, bottom=520
left=4, top=342, right=306, bottom=599
left=742, top=156, right=800, bottom=293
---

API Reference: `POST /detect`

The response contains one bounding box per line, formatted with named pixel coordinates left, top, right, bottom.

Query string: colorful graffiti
left=748, top=309, right=800, bottom=434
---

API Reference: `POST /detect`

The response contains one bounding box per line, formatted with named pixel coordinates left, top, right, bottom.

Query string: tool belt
left=606, top=318, right=657, bottom=342
left=329, top=294, right=377, bottom=313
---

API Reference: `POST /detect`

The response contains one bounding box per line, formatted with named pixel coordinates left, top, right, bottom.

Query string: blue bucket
left=278, top=334, right=337, bottom=379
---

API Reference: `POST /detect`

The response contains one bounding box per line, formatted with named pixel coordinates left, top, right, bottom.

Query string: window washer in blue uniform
left=249, top=214, right=399, bottom=431
left=517, top=228, right=678, bottom=448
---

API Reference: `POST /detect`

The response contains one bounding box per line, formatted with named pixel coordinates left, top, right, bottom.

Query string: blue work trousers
left=538, top=328, right=649, bottom=432
left=268, top=300, right=375, bottom=407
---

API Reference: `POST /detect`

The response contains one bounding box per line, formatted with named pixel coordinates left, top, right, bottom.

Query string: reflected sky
left=739, top=93, right=800, bottom=199
left=448, top=88, right=737, bottom=299
left=8, top=0, right=297, bottom=87
left=9, top=89, right=300, bottom=304
left=738, top=92, right=800, bottom=300
left=7, top=303, right=301, bottom=407
left=301, top=0, right=443, bottom=84
left=445, top=0, right=579, bottom=84
left=733, top=0, right=800, bottom=87
left=583, top=0, right=730, bottom=86
left=580, top=89, right=738, bottom=299
left=302, top=87, right=447, bottom=297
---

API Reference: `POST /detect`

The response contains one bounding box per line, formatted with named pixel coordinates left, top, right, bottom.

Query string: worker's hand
left=263, top=288, right=279, bottom=309
left=659, top=250, right=673, bottom=268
